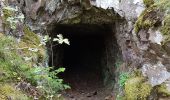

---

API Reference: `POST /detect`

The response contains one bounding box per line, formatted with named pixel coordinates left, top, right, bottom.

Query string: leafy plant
left=0, top=32, right=70, bottom=99
left=26, top=67, right=70, bottom=99
left=0, top=4, right=70, bottom=99
left=53, top=34, right=70, bottom=45
left=118, top=72, right=129, bottom=87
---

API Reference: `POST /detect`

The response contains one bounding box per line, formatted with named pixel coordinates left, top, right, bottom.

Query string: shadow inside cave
left=49, top=24, right=118, bottom=99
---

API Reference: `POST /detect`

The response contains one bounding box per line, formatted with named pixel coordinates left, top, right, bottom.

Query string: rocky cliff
left=0, top=0, right=170, bottom=99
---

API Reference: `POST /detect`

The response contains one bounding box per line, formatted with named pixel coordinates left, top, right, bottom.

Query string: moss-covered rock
left=157, top=84, right=170, bottom=97
left=18, top=26, right=46, bottom=65
left=125, top=77, right=152, bottom=100
left=135, top=0, right=170, bottom=33
left=143, top=0, right=154, bottom=7
left=161, top=14, right=170, bottom=45
left=0, top=25, right=47, bottom=98
left=134, top=6, right=163, bottom=33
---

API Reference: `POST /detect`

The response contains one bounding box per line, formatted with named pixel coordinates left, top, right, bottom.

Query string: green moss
left=143, top=0, right=154, bottom=7
left=0, top=30, right=46, bottom=81
left=154, top=0, right=170, bottom=10
left=135, top=0, right=170, bottom=33
left=2, top=6, right=18, bottom=29
left=23, top=26, right=40, bottom=45
left=0, top=84, right=30, bottom=100
left=118, top=72, right=129, bottom=87
left=0, top=35, right=28, bottom=82
left=19, top=26, right=46, bottom=64
left=125, top=77, right=152, bottom=100
left=0, top=31, right=47, bottom=98
left=160, top=14, right=170, bottom=44
left=134, top=6, right=161, bottom=33
left=157, top=84, right=170, bottom=97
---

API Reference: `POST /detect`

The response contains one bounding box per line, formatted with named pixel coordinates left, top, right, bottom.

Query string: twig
left=5, top=47, right=29, bottom=50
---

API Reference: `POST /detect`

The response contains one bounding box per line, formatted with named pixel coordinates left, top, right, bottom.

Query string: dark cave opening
left=49, top=24, right=119, bottom=98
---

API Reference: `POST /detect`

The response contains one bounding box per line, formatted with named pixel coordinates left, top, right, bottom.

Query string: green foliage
left=125, top=77, right=152, bottom=100
left=0, top=4, right=71, bottom=99
left=0, top=33, right=70, bottom=99
left=0, top=35, right=23, bottom=82
left=26, top=67, right=70, bottom=99
left=118, top=72, right=129, bottom=87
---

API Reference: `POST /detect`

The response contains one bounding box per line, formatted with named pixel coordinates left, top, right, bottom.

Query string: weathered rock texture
left=1, top=0, right=170, bottom=99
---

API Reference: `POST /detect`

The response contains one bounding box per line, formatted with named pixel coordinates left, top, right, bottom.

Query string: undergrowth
left=0, top=3, right=71, bottom=99
left=0, top=34, right=70, bottom=99
left=118, top=72, right=129, bottom=87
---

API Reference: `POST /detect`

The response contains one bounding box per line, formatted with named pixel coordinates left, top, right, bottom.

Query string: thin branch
left=5, top=47, right=28, bottom=50
left=45, top=29, right=54, bottom=67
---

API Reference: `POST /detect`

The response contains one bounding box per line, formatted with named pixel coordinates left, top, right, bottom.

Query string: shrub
left=0, top=33, right=70, bottom=99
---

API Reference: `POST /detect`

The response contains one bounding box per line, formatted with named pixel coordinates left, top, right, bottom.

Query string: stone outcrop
left=1, top=0, right=170, bottom=99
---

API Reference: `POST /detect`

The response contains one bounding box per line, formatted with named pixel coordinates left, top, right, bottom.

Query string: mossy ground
left=0, top=27, right=46, bottom=99
left=125, top=77, right=152, bottom=100
left=0, top=84, right=31, bottom=100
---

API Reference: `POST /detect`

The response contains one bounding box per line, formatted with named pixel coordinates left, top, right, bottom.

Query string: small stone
left=87, top=91, right=97, bottom=97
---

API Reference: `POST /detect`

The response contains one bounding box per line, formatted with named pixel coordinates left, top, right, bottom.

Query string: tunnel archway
left=49, top=24, right=120, bottom=99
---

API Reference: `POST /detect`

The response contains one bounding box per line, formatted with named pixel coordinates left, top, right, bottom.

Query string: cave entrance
left=50, top=24, right=119, bottom=99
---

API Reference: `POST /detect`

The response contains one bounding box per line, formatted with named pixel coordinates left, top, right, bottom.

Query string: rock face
left=94, top=0, right=170, bottom=99
left=1, top=0, right=170, bottom=99
left=94, top=0, right=145, bottom=21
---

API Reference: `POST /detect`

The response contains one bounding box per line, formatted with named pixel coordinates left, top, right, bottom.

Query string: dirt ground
left=61, top=68, right=114, bottom=100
